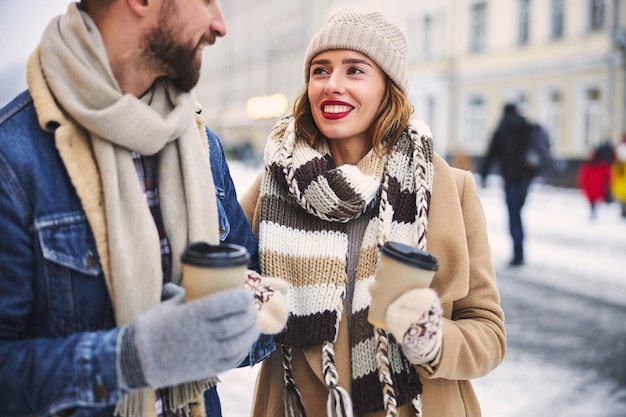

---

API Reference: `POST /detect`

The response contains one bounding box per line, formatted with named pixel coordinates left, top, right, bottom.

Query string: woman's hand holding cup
left=368, top=242, right=442, bottom=365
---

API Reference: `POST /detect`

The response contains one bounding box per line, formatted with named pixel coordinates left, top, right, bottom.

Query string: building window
left=407, top=15, right=421, bottom=64
left=465, top=95, right=485, bottom=148
left=589, top=0, right=605, bottom=31
left=551, top=0, right=565, bottom=39
left=425, top=94, right=437, bottom=137
left=582, top=88, right=602, bottom=147
left=470, top=2, right=487, bottom=52
left=546, top=90, right=563, bottom=147
left=518, top=0, right=531, bottom=45
left=423, top=14, right=432, bottom=59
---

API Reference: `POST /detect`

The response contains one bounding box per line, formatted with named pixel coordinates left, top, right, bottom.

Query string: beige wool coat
left=239, top=153, right=506, bottom=417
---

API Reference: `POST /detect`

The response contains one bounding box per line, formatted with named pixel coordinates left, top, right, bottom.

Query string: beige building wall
left=196, top=0, right=626, bottom=167
left=409, top=0, right=625, bottom=162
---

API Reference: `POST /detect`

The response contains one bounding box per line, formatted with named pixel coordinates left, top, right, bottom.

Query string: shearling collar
left=27, top=46, right=112, bottom=299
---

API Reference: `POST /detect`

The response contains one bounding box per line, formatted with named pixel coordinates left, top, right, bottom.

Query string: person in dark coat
left=480, top=103, right=536, bottom=266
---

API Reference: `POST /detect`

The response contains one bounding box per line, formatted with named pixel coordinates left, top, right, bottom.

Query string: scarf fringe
left=285, top=387, right=307, bottom=417
left=115, top=388, right=152, bottom=417
left=167, top=378, right=218, bottom=412
left=375, top=328, right=424, bottom=417
left=282, top=346, right=307, bottom=417
left=322, top=341, right=353, bottom=417
left=114, top=378, right=217, bottom=417
left=327, top=384, right=354, bottom=417
left=374, top=328, right=399, bottom=417
left=412, top=394, right=423, bottom=416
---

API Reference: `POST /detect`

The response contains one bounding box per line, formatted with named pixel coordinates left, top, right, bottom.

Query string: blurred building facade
left=197, top=0, right=626, bottom=180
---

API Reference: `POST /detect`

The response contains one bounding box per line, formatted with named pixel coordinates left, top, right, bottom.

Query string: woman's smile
left=321, top=100, right=354, bottom=119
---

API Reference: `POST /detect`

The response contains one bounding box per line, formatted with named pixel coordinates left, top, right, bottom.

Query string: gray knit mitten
left=120, top=287, right=259, bottom=389
left=161, top=282, right=184, bottom=301
left=385, top=288, right=443, bottom=365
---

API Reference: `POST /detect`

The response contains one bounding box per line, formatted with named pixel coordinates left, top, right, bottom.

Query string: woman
left=240, top=9, right=506, bottom=417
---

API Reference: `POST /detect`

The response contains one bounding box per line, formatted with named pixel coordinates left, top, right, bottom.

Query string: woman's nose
left=323, top=73, right=344, bottom=95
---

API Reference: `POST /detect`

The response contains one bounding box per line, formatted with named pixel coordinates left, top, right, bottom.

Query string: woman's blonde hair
left=292, top=77, right=413, bottom=155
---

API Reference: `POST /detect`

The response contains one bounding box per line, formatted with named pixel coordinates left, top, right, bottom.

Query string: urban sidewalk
left=474, top=177, right=626, bottom=416
left=479, top=177, right=626, bottom=308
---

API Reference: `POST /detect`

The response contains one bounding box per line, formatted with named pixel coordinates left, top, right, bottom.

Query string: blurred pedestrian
left=0, top=1, right=287, bottom=416
left=611, top=135, right=626, bottom=218
left=240, top=8, right=505, bottom=417
left=577, top=143, right=614, bottom=218
left=529, top=122, right=554, bottom=175
left=480, top=103, right=539, bottom=266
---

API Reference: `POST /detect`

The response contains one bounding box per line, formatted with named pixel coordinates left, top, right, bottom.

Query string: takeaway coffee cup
left=181, top=242, right=250, bottom=302
left=368, top=241, right=439, bottom=330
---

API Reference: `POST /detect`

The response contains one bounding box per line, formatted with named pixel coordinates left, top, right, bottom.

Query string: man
left=0, top=1, right=280, bottom=416
left=480, top=103, right=537, bottom=267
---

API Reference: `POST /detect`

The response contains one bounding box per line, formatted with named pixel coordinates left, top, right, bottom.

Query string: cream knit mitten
left=244, top=270, right=288, bottom=335
left=385, top=288, right=443, bottom=365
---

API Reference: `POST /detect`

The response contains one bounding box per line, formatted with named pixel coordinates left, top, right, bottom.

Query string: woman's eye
left=347, top=67, right=364, bottom=75
left=312, top=67, right=328, bottom=75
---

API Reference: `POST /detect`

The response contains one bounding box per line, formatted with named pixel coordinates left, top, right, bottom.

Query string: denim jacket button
left=85, top=252, right=97, bottom=268
left=94, top=383, right=109, bottom=400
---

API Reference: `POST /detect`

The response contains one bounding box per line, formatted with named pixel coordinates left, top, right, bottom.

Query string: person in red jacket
left=577, top=142, right=614, bottom=218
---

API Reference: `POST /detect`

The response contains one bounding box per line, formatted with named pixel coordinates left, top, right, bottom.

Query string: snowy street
left=220, top=163, right=626, bottom=417
left=0, top=2, right=624, bottom=415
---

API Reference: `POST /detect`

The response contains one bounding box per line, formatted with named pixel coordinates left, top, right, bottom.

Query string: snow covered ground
left=2, top=3, right=623, bottom=414
left=220, top=162, right=626, bottom=417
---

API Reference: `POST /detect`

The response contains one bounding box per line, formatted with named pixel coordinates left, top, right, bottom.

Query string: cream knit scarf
left=258, top=117, right=435, bottom=416
left=39, top=4, right=219, bottom=417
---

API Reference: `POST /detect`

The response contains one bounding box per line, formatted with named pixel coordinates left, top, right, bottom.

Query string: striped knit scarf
left=258, top=117, right=435, bottom=416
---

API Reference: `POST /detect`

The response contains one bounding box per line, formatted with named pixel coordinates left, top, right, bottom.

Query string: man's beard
left=144, top=17, right=203, bottom=92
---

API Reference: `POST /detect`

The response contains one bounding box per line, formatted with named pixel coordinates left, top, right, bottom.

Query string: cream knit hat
left=304, top=8, right=409, bottom=94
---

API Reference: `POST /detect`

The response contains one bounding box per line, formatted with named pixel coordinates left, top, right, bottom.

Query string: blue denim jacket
left=0, top=90, right=273, bottom=417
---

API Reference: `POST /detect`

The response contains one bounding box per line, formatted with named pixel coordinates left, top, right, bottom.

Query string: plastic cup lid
left=380, top=241, right=439, bottom=271
left=181, top=242, right=250, bottom=268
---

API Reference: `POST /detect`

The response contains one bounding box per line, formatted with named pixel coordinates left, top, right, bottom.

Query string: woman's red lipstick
left=321, top=100, right=353, bottom=120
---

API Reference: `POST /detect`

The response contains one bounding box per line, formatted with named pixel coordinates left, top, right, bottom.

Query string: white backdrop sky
left=0, top=1, right=75, bottom=102
left=0, top=1, right=71, bottom=65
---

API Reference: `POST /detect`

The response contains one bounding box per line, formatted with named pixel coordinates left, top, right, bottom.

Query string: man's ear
left=124, top=0, right=151, bottom=17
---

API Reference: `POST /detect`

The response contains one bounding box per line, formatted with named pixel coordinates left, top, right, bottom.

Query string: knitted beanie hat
left=304, top=8, right=409, bottom=94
